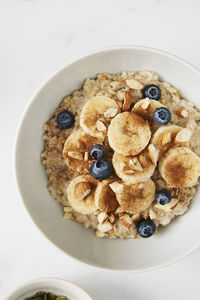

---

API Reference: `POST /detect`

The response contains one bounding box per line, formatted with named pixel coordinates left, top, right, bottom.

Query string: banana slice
left=151, top=125, right=191, bottom=156
left=112, top=148, right=156, bottom=184
left=80, top=96, right=120, bottom=140
left=66, top=174, right=99, bottom=214
left=95, top=179, right=119, bottom=212
left=108, top=112, right=151, bottom=156
left=159, top=146, right=200, bottom=188
left=63, top=129, right=101, bottom=174
left=132, top=98, right=167, bottom=125
left=116, top=179, right=155, bottom=214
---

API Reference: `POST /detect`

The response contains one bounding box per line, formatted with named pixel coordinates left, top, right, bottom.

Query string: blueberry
left=156, top=189, right=172, bottom=205
left=143, top=84, right=161, bottom=101
left=136, top=218, right=156, bottom=238
left=153, top=107, right=171, bottom=125
left=56, top=110, right=74, bottom=129
left=90, top=159, right=113, bottom=180
left=90, top=144, right=106, bottom=160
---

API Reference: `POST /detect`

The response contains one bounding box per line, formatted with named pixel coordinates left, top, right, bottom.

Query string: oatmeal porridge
left=41, top=71, right=200, bottom=239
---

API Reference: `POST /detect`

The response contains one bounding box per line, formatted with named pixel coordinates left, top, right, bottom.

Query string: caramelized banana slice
left=151, top=125, right=191, bottom=156
left=116, top=179, right=155, bottom=214
left=112, top=147, right=157, bottom=184
left=63, top=129, right=101, bottom=174
left=159, top=147, right=200, bottom=188
left=66, top=174, right=99, bottom=214
left=108, top=112, right=151, bottom=156
left=95, top=179, right=119, bottom=212
left=80, top=96, right=120, bottom=140
left=132, top=98, right=166, bottom=123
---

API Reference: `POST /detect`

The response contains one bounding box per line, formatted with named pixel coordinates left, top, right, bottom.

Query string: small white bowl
left=5, top=278, right=93, bottom=300
left=15, top=46, right=200, bottom=271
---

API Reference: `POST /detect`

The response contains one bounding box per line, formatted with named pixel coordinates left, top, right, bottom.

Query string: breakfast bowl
left=5, top=277, right=93, bottom=300
left=15, top=46, right=200, bottom=271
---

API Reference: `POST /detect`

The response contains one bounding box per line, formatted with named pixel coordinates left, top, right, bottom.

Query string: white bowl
left=15, top=46, right=200, bottom=272
left=5, top=278, right=93, bottom=300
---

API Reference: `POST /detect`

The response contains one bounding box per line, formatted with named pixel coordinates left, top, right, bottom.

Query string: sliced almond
left=131, top=213, right=140, bottom=222
left=149, top=209, right=157, bottom=220
left=64, top=212, right=72, bottom=219
left=117, top=90, right=125, bottom=101
left=174, top=128, right=192, bottom=143
left=97, top=221, right=112, bottom=233
left=68, top=151, right=83, bottom=160
left=124, top=79, right=144, bottom=90
left=123, top=91, right=133, bottom=111
left=109, top=181, right=124, bottom=193
left=119, top=212, right=125, bottom=218
left=148, top=144, right=159, bottom=166
left=176, top=106, right=188, bottom=118
left=74, top=182, right=91, bottom=201
left=116, top=207, right=125, bottom=214
left=98, top=212, right=108, bottom=224
left=139, top=152, right=150, bottom=168
left=141, top=97, right=150, bottom=110
left=162, top=131, right=171, bottom=146
left=96, top=120, right=106, bottom=132
left=96, top=230, right=105, bottom=238
left=104, top=107, right=118, bottom=118
left=124, top=169, right=135, bottom=174
left=84, top=152, right=89, bottom=161
left=119, top=214, right=132, bottom=229
left=155, top=198, right=178, bottom=212
left=108, top=212, right=115, bottom=223
left=64, top=206, right=73, bottom=213
left=129, top=157, right=143, bottom=172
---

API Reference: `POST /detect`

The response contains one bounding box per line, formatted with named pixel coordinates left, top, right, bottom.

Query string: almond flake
left=123, top=91, right=133, bottom=111
left=98, top=212, right=108, bottom=224
left=109, top=181, right=124, bottom=193
left=162, top=131, right=171, bottom=146
left=84, top=151, right=89, bottom=161
left=131, top=214, right=140, bottom=222
left=129, top=157, right=143, bottom=172
left=148, top=144, right=159, bottom=165
left=96, top=120, right=106, bottom=132
left=64, top=206, right=73, bottom=213
left=117, top=90, right=125, bottom=101
left=176, top=106, right=188, bottom=118
left=74, top=182, right=91, bottom=201
left=97, top=221, right=112, bottom=233
left=124, top=169, right=135, bottom=174
left=141, top=97, right=150, bottom=110
left=68, top=151, right=83, bottom=160
left=108, top=213, right=115, bottom=223
left=139, top=153, right=150, bottom=168
left=116, top=207, right=125, bottom=214
left=124, top=79, right=144, bottom=90
left=119, top=214, right=132, bottom=229
left=174, top=128, right=192, bottom=143
left=104, top=107, right=118, bottom=118
left=149, top=209, right=157, bottom=220
left=64, top=212, right=72, bottom=219
left=96, top=230, right=105, bottom=238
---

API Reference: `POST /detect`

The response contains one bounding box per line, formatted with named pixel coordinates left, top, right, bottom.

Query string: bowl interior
left=15, top=47, right=200, bottom=271
left=6, top=278, right=93, bottom=300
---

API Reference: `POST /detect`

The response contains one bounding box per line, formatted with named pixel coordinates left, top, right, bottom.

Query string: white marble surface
left=1, top=0, right=200, bottom=299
